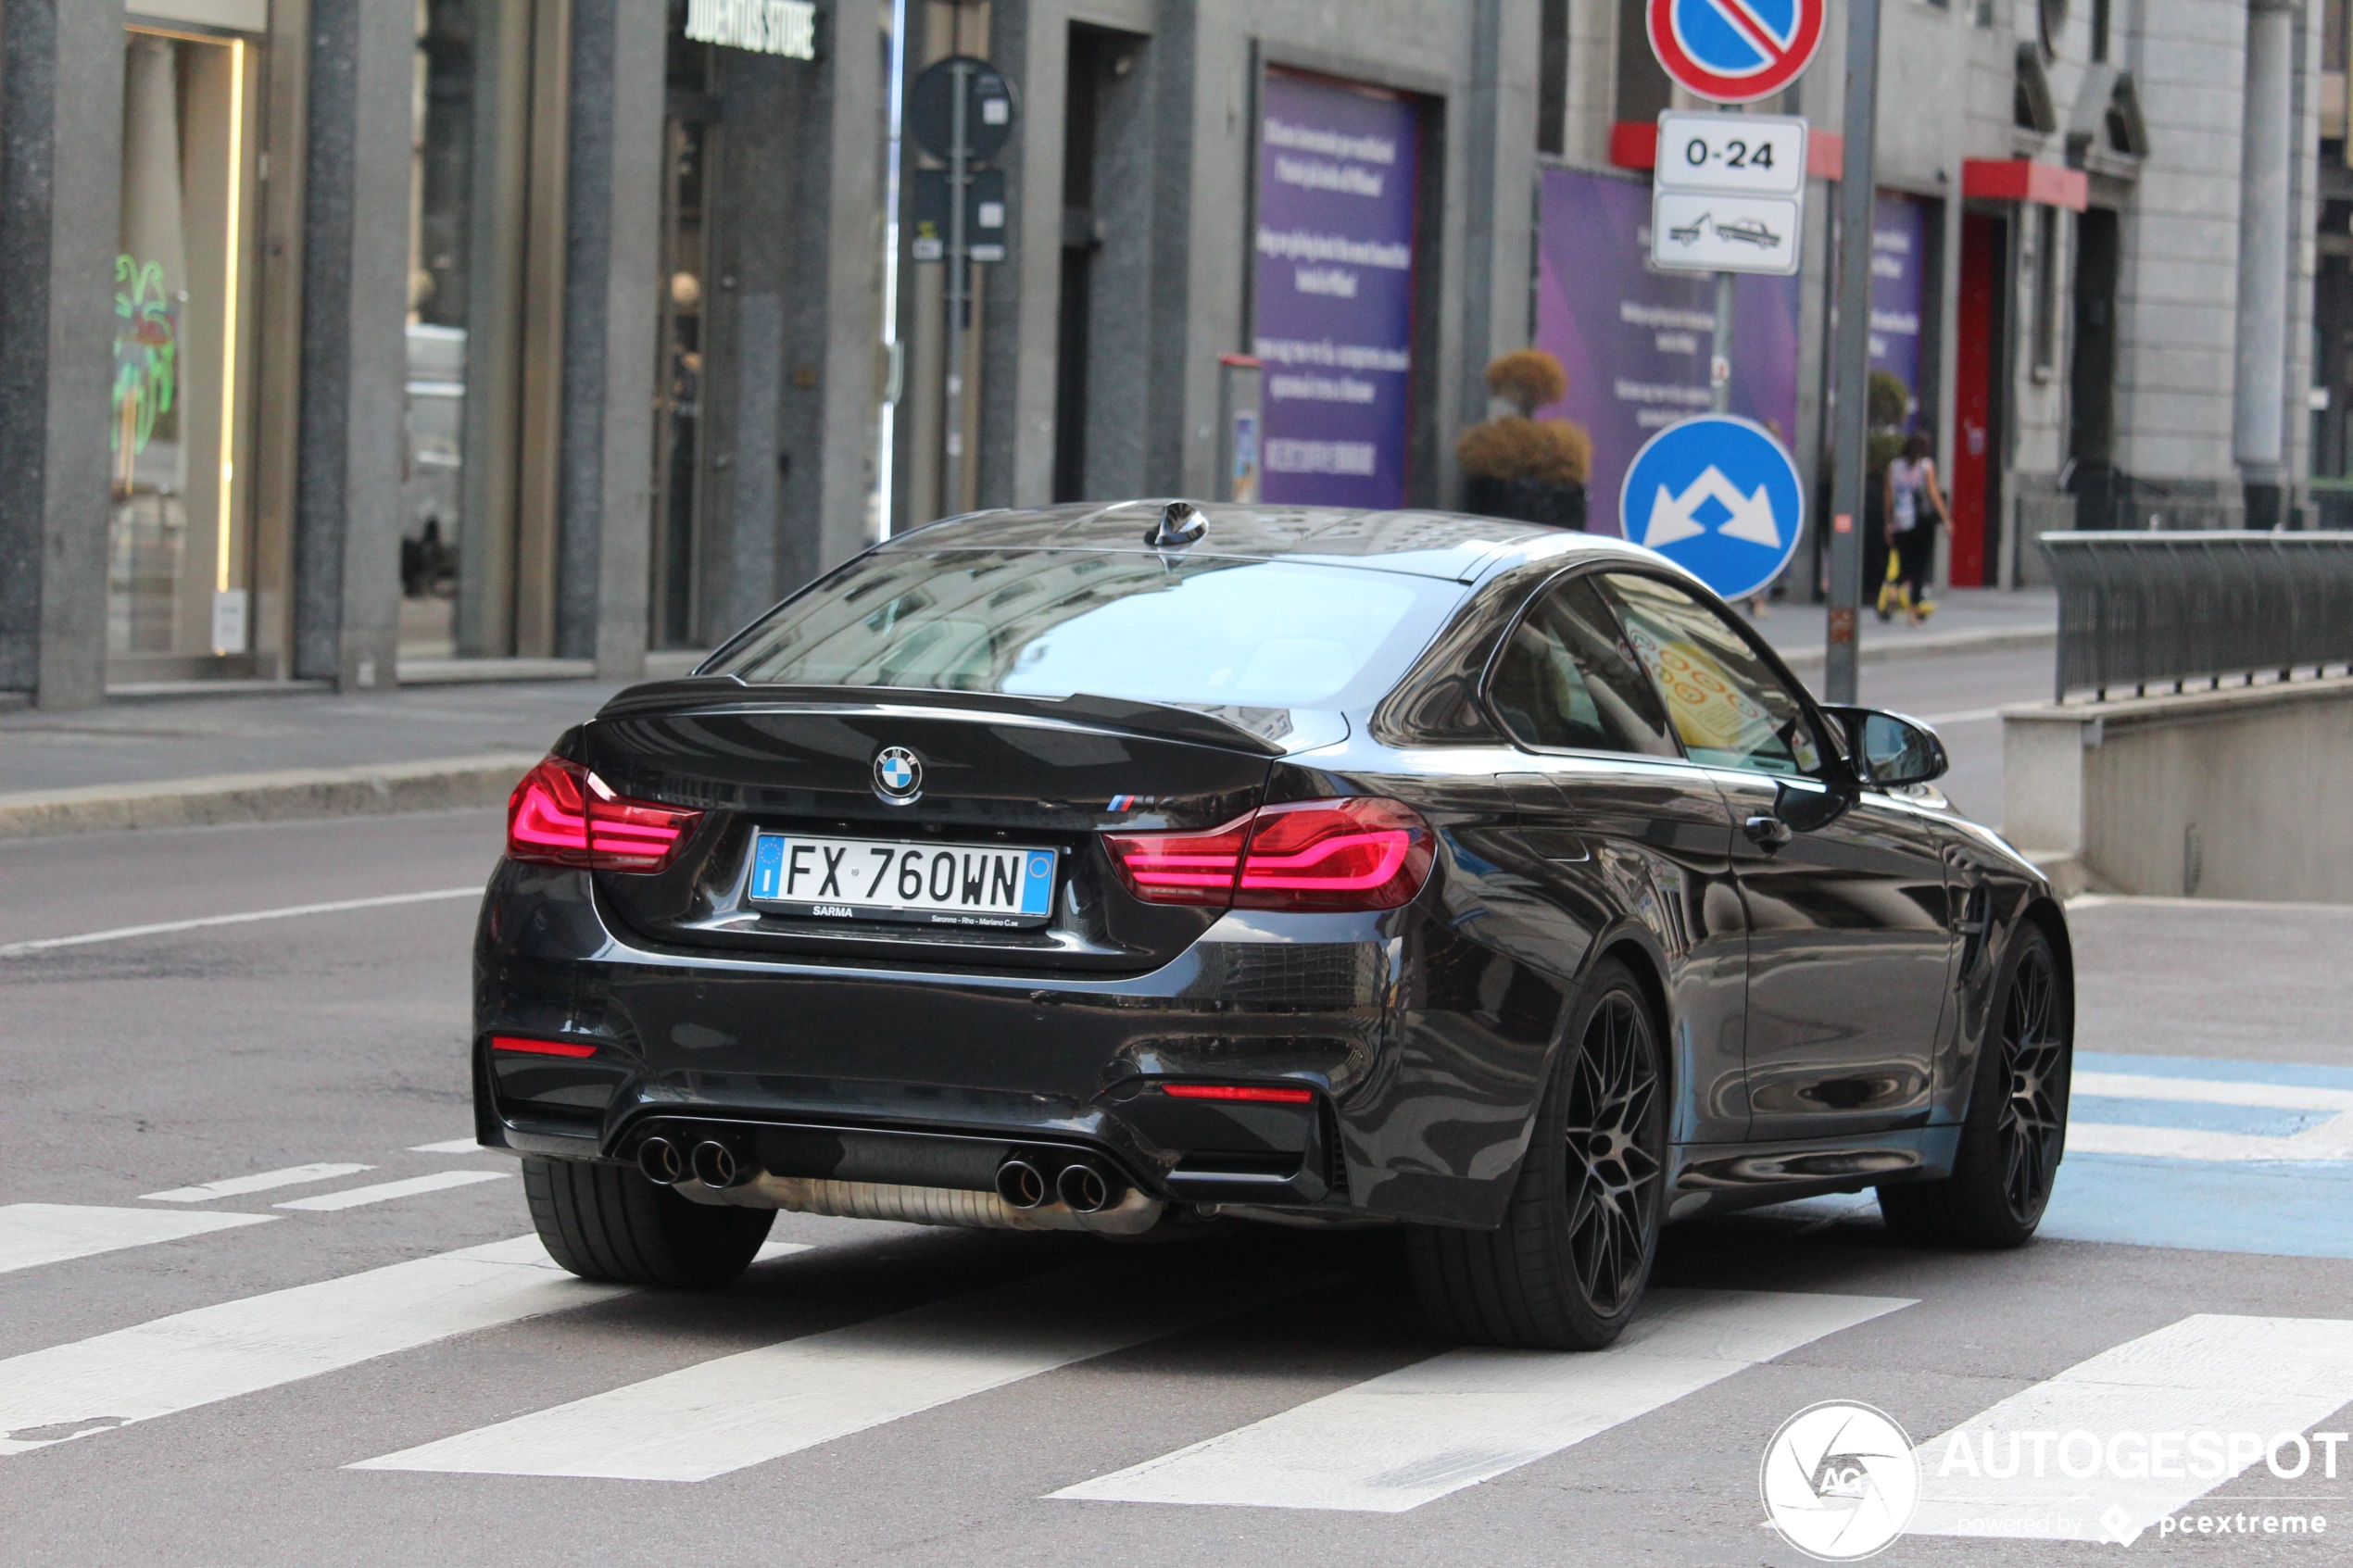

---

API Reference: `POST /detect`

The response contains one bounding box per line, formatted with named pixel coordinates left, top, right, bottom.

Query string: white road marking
left=352, top=1266, right=1309, bottom=1482
left=1913, top=706, right=2002, bottom=726
left=273, top=1170, right=511, bottom=1211
left=1051, top=1288, right=1913, bottom=1513
left=0, top=887, right=480, bottom=958
left=2070, top=1071, right=2353, bottom=1162
left=407, top=1139, right=487, bottom=1155
left=0, top=1204, right=274, bottom=1277
left=1911, top=1314, right=2353, bottom=1544
left=141, top=1163, right=375, bottom=1202
left=0, top=1236, right=625, bottom=1457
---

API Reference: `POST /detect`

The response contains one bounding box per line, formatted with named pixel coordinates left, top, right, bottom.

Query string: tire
left=1878, top=923, right=2070, bottom=1248
left=522, top=1156, right=774, bottom=1288
left=1406, top=958, right=1667, bottom=1349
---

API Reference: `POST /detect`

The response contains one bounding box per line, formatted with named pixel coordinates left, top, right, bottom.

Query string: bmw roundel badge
left=873, top=746, right=923, bottom=803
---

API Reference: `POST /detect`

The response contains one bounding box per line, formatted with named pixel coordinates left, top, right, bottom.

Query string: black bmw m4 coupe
left=475, top=500, right=2072, bottom=1349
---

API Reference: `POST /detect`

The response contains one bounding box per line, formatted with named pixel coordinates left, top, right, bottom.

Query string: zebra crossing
left=4, top=1043, right=2353, bottom=1561
left=6, top=1135, right=2350, bottom=1549
left=1051, top=1288, right=1912, bottom=1512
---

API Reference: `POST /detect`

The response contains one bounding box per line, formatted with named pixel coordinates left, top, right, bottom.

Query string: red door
left=1950, top=215, right=1999, bottom=585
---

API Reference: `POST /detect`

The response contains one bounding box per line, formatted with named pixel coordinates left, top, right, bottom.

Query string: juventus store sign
left=685, top=0, right=819, bottom=59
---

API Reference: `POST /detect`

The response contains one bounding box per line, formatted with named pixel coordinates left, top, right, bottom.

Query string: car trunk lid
left=577, top=681, right=1282, bottom=973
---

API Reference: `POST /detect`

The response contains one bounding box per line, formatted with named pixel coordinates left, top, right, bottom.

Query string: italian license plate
left=749, top=834, right=1058, bottom=928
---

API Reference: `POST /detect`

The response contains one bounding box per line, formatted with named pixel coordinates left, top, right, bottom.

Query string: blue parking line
left=1741, top=1052, right=2353, bottom=1260
left=2076, top=1050, right=2353, bottom=1092
left=2041, top=1154, right=2353, bottom=1261
left=2070, top=1095, right=2333, bottom=1138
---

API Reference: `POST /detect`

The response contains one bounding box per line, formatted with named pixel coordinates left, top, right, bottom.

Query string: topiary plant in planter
left=1458, top=350, right=1592, bottom=529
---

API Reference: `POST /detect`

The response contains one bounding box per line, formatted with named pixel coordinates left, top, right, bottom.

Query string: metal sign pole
left=1709, top=271, right=1735, bottom=414
left=943, top=59, right=971, bottom=512
left=1825, top=0, right=1881, bottom=705
left=1709, top=103, right=1738, bottom=416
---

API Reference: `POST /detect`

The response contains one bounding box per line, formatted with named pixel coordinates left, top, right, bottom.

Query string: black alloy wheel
left=1563, top=990, right=1665, bottom=1316
left=1407, top=958, right=1667, bottom=1348
left=1879, top=923, right=2071, bottom=1248
left=1995, top=938, right=2068, bottom=1225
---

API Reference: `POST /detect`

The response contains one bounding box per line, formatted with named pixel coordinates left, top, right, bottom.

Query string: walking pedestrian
left=1881, top=433, right=1949, bottom=625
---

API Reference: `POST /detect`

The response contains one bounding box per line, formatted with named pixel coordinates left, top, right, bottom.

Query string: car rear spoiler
left=594, top=678, right=1323, bottom=758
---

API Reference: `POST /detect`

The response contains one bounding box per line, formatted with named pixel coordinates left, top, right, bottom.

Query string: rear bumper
left=472, top=861, right=1386, bottom=1210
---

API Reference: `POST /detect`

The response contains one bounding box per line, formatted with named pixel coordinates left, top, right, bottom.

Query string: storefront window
left=111, top=23, right=260, bottom=669
left=407, top=0, right=475, bottom=659
left=651, top=62, right=714, bottom=649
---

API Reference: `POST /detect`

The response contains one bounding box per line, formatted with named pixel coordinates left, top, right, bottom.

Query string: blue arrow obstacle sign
left=1619, top=415, right=1805, bottom=603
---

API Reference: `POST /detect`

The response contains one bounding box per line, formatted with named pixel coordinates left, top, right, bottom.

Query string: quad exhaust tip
left=1056, top=1160, right=1120, bottom=1214
left=637, top=1135, right=686, bottom=1185
left=995, top=1153, right=1125, bottom=1213
left=994, top=1156, right=1050, bottom=1210
left=689, top=1139, right=751, bottom=1189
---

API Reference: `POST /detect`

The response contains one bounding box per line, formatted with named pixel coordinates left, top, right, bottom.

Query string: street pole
left=943, top=59, right=971, bottom=513
left=1709, top=106, right=1738, bottom=416
left=1709, top=271, right=1735, bottom=414
left=875, top=0, right=908, bottom=538
left=1824, top=0, right=1881, bottom=705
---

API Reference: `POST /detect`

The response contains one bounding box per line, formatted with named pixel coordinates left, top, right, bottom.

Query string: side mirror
left=1822, top=706, right=1949, bottom=787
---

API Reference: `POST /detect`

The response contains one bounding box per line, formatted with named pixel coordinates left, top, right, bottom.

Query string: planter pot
left=1462, top=476, right=1586, bottom=530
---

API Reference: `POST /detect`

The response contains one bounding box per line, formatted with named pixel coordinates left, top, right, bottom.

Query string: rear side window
left=709, top=548, right=1466, bottom=711
left=1487, top=576, right=1680, bottom=757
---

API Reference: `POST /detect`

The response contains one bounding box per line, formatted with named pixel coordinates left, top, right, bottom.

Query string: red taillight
left=1161, top=1083, right=1315, bottom=1104
left=1098, top=813, right=1254, bottom=905
left=1234, top=798, right=1433, bottom=911
left=506, top=758, right=701, bottom=873
left=490, top=1035, right=598, bottom=1059
left=1104, top=797, right=1433, bottom=913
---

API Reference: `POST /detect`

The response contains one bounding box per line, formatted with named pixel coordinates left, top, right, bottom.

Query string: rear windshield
left=707, top=548, right=1466, bottom=711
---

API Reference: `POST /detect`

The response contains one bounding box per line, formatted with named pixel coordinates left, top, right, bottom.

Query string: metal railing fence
left=2041, top=533, right=2353, bottom=700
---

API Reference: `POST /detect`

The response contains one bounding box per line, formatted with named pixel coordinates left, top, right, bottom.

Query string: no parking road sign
left=1647, top=0, right=1824, bottom=104
left=1620, top=415, right=1804, bottom=603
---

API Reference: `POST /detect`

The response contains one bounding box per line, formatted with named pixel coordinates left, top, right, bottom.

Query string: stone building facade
left=0, top=1, right=2331, bottom=710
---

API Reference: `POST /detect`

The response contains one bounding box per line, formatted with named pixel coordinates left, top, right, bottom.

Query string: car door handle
left=1743, top=814, right=1793, bottom=848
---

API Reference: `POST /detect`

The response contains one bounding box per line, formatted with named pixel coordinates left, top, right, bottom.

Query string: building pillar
left=294, top=0, right=413, bottom=689
left=0, top=0, right=125, bottom=709
left=2234, top=0, right=2297, bottom=530
left=811, top=0, right=883, bottom=571
left=1458, top=0, right=1504, bottom=448
left=557, top=0, right=663, bottom=678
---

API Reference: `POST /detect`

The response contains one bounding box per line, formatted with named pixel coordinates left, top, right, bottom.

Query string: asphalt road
left=4, top=810, right=2347, bottom=1565
left=1849, top=646, right=2052, bottom=827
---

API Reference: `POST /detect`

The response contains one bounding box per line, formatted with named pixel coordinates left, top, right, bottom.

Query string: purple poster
left=1253, top=72, right=1420, bottom=508
left=1868, top=194, right=1929, bottom=423
left=1534, top=167, right=1801, bottom=537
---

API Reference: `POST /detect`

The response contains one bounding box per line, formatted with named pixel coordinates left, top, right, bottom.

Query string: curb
left=1775, top=626, right=2055, bottom=672
left=0, top=754, right=544, bottom=841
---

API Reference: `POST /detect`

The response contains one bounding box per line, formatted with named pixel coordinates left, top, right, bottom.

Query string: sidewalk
left=0, top=587, right=2058, bottom=840
left=1746, top=585, right=2057, bottom=671
left=0, top=678, right=637, bottom=839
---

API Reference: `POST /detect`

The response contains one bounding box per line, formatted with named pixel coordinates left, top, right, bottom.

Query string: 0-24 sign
left=1649, top=110, right=1806, bottom=276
